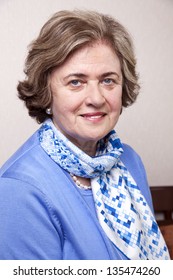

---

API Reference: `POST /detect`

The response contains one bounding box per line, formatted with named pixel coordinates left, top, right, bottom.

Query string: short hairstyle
left=17, top=10, right=140, bottom=123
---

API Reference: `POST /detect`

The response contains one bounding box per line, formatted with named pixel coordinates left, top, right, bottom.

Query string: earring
left=46, top=108, right=52, bottom=115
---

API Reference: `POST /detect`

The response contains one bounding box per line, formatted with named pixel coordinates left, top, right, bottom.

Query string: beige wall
left=0, top=0, right=173, bottom=185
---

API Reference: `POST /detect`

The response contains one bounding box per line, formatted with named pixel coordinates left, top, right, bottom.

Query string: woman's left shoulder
left=120, top=143, right=146, bottom=178
left=121, top=143, right=143, bottom=165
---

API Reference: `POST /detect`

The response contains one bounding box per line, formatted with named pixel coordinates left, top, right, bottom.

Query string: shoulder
left=121, top=143, right=146, bottom=174
left=0, top=129, right=55, bottom=182
left=121, top=143, right=141, bottom=160
left=0, top=130, right=52, bottom=195
left=0, top=131, right=39, bottom=175
left=0, top=128, right=70, bottom=202
left=0, top=130, right=51, bottom=213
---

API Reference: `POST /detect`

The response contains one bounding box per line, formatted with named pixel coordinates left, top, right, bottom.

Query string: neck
left=69, top=139, right=97, bottom=157
left=52, top=121, right=97, bottom=156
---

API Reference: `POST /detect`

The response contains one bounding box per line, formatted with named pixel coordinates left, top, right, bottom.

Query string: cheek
left=52, top=100, right=77, bottom=118
left=108, top=94, right=122, bottom=113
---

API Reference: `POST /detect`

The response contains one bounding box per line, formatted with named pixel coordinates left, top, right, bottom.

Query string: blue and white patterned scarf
left=39, top=119, right=170, bottom=260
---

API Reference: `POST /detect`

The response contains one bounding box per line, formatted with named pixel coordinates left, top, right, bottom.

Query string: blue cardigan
left=0, top=130, right=153, bottom=260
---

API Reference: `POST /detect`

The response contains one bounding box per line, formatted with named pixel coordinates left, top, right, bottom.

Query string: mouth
left=80, top=112, right=106, bottom=121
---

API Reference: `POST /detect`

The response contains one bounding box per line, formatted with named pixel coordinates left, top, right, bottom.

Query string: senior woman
left=0, top=10, right=170, bottom=260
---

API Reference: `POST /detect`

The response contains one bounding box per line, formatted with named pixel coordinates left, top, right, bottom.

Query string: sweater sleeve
left=0, top=178, right=63, bottom=260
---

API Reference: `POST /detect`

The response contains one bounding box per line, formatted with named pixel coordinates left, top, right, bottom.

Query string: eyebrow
left=63, top=71, right=121, bottom=81
left=63, top=73, right=87, bottom=80
left=100, top=72, right=121, bottom=79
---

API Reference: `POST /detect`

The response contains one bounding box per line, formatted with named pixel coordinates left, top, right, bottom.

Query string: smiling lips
left=81, top=112, right=106, bottom=122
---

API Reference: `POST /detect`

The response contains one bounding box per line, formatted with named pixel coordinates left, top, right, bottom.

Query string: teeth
left=82, top=114, right=105, bottom=119
left=88, top=115, right=102, bottom=119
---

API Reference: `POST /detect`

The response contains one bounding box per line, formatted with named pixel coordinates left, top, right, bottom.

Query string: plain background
left=0, top=0, right=173, bottom=186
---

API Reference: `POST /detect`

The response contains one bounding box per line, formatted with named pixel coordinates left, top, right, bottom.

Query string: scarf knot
left=39, top=119, right=123, bottom=178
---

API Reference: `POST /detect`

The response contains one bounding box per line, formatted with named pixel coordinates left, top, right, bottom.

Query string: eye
left=69, top=79, right=82, bottom=87
left=102, top=78, right=116, bottom=85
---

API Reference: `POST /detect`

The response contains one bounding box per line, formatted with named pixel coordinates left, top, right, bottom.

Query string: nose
left=85, top=82, right=105, bottom=107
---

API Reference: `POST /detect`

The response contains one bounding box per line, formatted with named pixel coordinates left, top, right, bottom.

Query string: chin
left=83, top=132, right=109, bottom=142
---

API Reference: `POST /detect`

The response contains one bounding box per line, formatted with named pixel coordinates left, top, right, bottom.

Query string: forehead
left=58, top=42, right=121, bottom=74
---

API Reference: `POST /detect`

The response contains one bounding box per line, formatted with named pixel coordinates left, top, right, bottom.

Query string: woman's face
left=50, top=42, right=123, bottom=154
